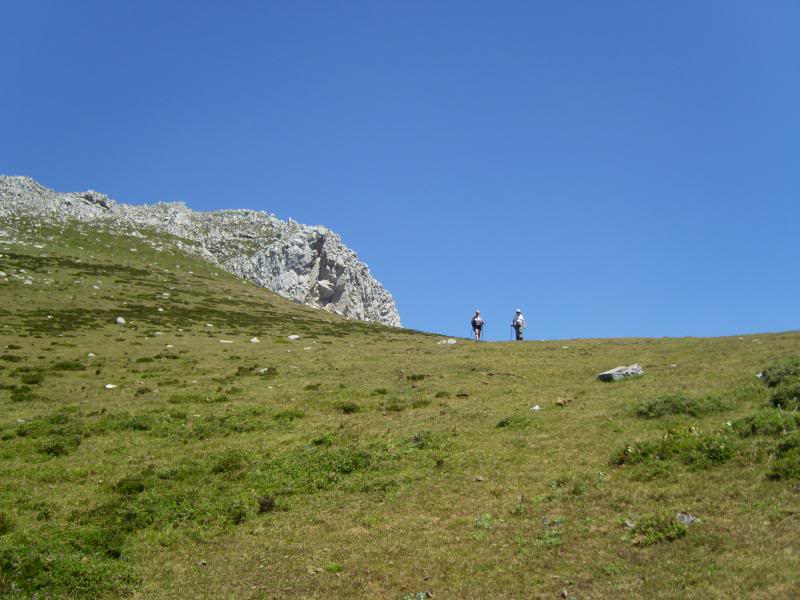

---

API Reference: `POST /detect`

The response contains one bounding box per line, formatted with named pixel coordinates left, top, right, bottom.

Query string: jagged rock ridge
left=0, top=176, right=401, bottom=326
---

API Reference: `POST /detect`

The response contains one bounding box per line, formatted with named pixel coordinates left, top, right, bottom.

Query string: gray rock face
left=597, top=363, right=643, bottom=381
left=0, top=176, right=401, bottom=326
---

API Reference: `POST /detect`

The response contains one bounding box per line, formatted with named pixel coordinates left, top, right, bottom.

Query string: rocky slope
left=0, top=176, right=401, bottom=326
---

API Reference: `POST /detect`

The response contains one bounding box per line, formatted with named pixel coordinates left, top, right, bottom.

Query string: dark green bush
left=227, top=500, right=248, bottom=525
left=334, top=401, right=361, bottom=414
left=496, top=415, right=530, bottom=429
left=770, top=380, right=800, bottom=410
left=611, top=428, right=736, bottom=469
left=210, top=450, right=248, bottom=475
left=273, top=410, right=304, bottom=422
left=629, top=513, right=687, bottom=546
left=168, top=392, right=205, bottom=404
left=767, top=433, right=800, bottom=481
left=10, top=386, right=37, bottom=402
left=20, top=372, right=44, bottom=385
left=761, top=356, right=800, bottom=388
left=732, top=410, right=800, bottom=437
left=52, top=360, right=85, bottom=371
left=0, top=512, right=12, bottom=535
left=635, top=393, right=726, bottom=418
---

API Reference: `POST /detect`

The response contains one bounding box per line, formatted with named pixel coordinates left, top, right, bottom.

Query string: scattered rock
left=555, top=397, right=571, bottom=406
left=87, top=352, right=96, bottom=358
left=250, top=337, right=260, bottom=343
left=624, top=519, right=635, bottom=529
left=597, top=363, right=643, bottom=382
left=676, top=512, right=700, bottom=525
left=104, top=384, right=117, bottom=389
left=287, top=334, right=300, bottom=340
left=115, top=316, right=126, bottom=325
left=197, top=560, right=207, bottom=567
left=474, top=476, right=485, bottom=482
left=219, top=340, right=233, bottom=344
left=531, top=405, right=542, bottom=411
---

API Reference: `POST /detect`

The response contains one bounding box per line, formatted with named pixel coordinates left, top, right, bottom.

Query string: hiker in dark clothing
left=471, top=310, right=484, bottom=341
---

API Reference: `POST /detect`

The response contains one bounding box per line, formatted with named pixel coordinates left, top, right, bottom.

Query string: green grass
left=1, top=218, right=800, bottom=598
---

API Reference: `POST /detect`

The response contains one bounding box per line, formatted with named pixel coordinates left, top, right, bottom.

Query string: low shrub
left=732, top=410, right=800, bottom=437
left=52, top=360, right=85, bottom=371
left=334, top=401, right=361, bottom=414
left=10, top=386, right=37, bottom=402
left=629, top=513, right=687, bottom=546
left=0, top=512, right=12, bottom=535
left=767, top=433, right=800, bottom=481
left=611, top=427, right=736, bottom=469
left=496, top=415, right=530, bottom=429
left=770, top=380, right=800, bottom=411
left=273, top=410, right=304, bottom=422
left=168, top=392, right=205, bottom=404
left=20, top=372, right=44, bottom=385
left=211, top=450, right=248, bottom=475
left=257, top=495, right=276, bottom=514
left=761, top=356, right=800, bottom=388
left=635, top=393, right=726, bottom=418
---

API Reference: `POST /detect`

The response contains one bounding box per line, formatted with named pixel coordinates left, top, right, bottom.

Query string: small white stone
left=287, top=334, right=300, bottom=340
left=88, top=352, right=96, bottom=357
left=157, top=307, right=164, bottom=312
left=116, top=316, right=126, bottom=325
left=155, top=331, right=163, bottom=335
left=304, top=347, right=312, bottom=350
left=447, top=339, right=456, bottom=344
left=105, top=384, right=118, bottom=389
left=165, top=344, right=174, bottom=348
left=531, top=405, right=542, bottom=411
left=219, top=340, right=233, bottom=344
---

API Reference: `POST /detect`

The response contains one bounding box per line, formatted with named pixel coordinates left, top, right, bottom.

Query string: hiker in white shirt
left=511, top=309, right=526, bottom=341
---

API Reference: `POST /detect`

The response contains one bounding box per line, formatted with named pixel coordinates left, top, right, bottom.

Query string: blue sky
left=2, top=1, right=798, bottom=340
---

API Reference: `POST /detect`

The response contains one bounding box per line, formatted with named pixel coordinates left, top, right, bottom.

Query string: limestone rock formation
left=0, top=176, right=401, bottom=326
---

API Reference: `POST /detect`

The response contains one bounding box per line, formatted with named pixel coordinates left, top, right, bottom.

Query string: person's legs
left=515, top=326, right=523, bottom=341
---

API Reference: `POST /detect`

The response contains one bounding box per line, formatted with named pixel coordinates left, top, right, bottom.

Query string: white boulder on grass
left=287, top=334, right=300, bottom=340
left=250, top=337, right=260, bottom=343
left=115, top=316, right=126, bottom=325
left=597, top=364, right=644, bottom=382
left=104, top=384, right=117, bottom=389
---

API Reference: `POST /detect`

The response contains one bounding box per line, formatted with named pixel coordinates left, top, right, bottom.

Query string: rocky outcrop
left=0, top=176, right=401, bottom=326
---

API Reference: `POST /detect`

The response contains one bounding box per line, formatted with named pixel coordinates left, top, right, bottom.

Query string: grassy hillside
left=1, top=222, right=799, bottom=599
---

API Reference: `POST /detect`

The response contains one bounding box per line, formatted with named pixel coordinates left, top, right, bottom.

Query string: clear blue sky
left=2, top=1, right=798, bottom=340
